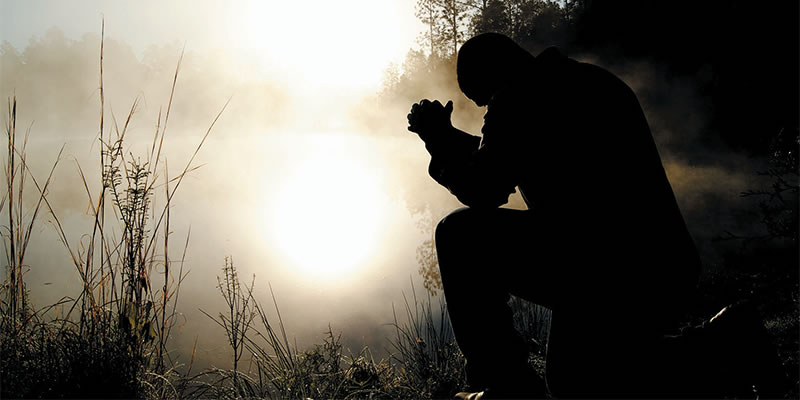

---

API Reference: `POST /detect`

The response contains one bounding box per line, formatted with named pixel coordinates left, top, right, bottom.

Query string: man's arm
left=408, top=100, right=519, bottom=209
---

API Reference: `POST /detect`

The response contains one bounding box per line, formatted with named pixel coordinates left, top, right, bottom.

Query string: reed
left=0, top=21, right=225, bottom=398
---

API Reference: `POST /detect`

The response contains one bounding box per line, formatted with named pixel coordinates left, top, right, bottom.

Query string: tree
left=735, top=129, right=800, bottom=244
left=470, top=0, right=512, bottom=37
left=468, top=0, right=574, bottom=53
left=416, top=0, right=441, bottom=57
left=416, top=0, right=477, bottom=58
left=436, top=0, right=475, bottom=57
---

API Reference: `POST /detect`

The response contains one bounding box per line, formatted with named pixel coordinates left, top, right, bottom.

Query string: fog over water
left=1, top=25, right=456, bottom=369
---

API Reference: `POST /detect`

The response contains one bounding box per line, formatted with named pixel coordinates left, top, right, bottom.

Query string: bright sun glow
left=268, top=135, right=387, bottom=280
left=244, top=0, right=416, bottom=93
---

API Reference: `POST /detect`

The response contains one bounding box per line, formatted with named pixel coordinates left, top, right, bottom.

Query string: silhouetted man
left=407, top=33, right=701, bottom=398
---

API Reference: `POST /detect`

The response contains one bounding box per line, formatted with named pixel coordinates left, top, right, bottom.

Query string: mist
left=1, top=7, right=787, bottom=376
left=1, top=26, right=446, bottom=371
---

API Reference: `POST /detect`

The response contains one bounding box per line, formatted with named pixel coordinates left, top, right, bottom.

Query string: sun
left=267, top=135, right=387, bottom=280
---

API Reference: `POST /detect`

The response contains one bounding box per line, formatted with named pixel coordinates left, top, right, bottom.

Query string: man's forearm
left=425, top=126, right=481, bottom=191
left=426, top=127, right=518, bottom=209
left=423, top=126, right=481, bottom=159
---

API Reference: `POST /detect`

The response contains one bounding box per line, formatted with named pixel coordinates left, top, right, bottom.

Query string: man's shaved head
left=457, top=33, right=535, bottom=106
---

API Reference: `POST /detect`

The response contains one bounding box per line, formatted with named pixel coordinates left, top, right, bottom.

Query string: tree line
left=414, top=0, right=575, bottom=59
left=383, top=0, right=797, bottom=154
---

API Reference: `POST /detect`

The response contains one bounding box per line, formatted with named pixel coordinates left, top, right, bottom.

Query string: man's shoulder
left=535, top=46, right=580, bottom=72
left=536, top=47, right=637, bottom=104
left=536, top=46, right=567, bottom=63
left=485, top=48, right=571, bottom=108
left=535, top=47, right=614, bottom=79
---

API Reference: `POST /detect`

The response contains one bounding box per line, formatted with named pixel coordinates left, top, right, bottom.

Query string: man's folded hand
left=407, top=99, right=454, bottom=142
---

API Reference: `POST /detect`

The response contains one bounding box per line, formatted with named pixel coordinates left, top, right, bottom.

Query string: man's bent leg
left=436, top=208, right=550, bottom=397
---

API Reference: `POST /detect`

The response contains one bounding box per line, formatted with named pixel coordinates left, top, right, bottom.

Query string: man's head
left=457, top=33, right=534, bottom=106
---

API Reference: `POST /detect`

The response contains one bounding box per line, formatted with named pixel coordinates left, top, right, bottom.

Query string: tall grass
left=510, top=295, right=552, bottom=358
left=0, top=21, right=226, bottom=398
left=196, top=260, right=410, bottom=399
left=389, top=282, right=467, bottom=399
left=0, top=96, right=62, bottom=336
left=195, top=263, right=474, bottom=399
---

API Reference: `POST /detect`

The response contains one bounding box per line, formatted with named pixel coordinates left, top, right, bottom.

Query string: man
left=407, top=33, right=701, bottom=398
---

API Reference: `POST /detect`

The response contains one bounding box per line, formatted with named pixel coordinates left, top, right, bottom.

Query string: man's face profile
left=457, top=32, right=533, bottom=107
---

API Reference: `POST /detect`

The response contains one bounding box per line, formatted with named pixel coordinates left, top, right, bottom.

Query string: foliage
left=739, top=128, right=799, bottom=243
left=414, top=0, right=573, bottom=60
left=415, top=0, right=475, bottom=59
left=471, top=0, right=573, bottom=52
left=0, top=24, right=224, bottom=398
left=0, top=318, right=142, bottom=398
left=705, top=128, right=800, bottom=396
left=413, top=212, right=442, bottom=296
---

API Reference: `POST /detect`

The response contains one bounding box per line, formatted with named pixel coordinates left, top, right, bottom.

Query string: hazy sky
left=1, top=0, right=423, bottom=94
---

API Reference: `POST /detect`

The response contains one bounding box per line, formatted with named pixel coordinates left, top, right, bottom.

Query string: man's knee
left=436, top=207, right=498, bottom=262
left=435, top=207, right=475, bottom=246
left=436, top=208, right=498, bottom=286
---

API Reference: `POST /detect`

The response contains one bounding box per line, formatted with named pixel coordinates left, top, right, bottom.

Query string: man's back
left=484, top=47, right=700, bottom=321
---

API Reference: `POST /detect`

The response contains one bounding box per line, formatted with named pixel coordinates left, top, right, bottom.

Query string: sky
left=1, top=0, right=423, bottom=115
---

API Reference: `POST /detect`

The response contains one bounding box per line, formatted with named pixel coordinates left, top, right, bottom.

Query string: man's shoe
left=454, top=391, right=485, bottom=400
left=455, top=385, right=546, bottom=399
left=459, top=363, right=547, bottom=399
